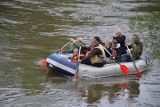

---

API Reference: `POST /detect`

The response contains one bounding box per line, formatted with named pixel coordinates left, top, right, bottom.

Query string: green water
left=0, top=0, right=160, bottom=107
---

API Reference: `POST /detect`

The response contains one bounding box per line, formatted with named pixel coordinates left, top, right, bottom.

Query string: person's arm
left=128, top=43, right=133, bottom=49
left=81, top=48, right=99, bottom=63
left=139, top=42, right=143, bottom=55
left=81, top=45, right=90, bottom=51
left=105, top=48, right=111, bottom=57
left=73, top=42, right=79, bottom=48
left=113, top=36, right=116, bottom=39
left=140, top=42, right=143, bottom=50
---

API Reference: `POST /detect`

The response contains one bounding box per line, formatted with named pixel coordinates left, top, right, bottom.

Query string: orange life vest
left=59, top=51, right=66, bottom=54
left=71, top=54, right=85, bottom=62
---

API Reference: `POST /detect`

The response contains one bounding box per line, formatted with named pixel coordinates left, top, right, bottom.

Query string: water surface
left=0, top=0, right=160, bottom=107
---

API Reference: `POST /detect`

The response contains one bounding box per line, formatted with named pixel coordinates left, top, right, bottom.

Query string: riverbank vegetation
left=129, top=0, right=160, bottom=60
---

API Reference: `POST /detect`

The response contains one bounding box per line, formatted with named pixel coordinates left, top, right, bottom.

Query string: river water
left=0, top=0, right=160, bottom=107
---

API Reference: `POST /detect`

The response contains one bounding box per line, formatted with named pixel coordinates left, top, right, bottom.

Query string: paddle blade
left=41, top=59, right=49, bottom=72
left=136, top=70, right=142, bottom=78
left=41, top=59, right=46, bottom=67
left=120, top=64, right=130, bottom=75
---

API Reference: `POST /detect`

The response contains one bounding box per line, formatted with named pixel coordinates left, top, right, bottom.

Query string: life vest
left=59, top=51, right=66, bottom=54
left=91, top=45, right=107, bottom=64
left=71, top=54, right=85, bottom=62
left=71, top=56, right=78, bottom=62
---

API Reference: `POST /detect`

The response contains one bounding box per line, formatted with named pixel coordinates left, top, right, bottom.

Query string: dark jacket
left=128, top=42, right=143, bottom=60
left=81, top=45, right=105, bottom=67
left=113, top=35, right=126, bottom=47
left=106, top=45, right=127, bottom=62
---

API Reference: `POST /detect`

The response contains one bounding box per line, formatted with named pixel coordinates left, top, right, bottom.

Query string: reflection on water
left=77, top=77, right=140, bottom=104
left=43, top=76, right=141, bottom=106
left=0, top=0, right=160, bottom=107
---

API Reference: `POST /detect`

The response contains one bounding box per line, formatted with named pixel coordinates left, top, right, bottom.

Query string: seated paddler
left=78, top=37, right=107, bottom=67
left=69, top=48, right=84, bottom=62
left=128, top=34, right=143, bottom=60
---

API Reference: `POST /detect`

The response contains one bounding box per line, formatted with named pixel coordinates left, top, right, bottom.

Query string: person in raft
left=70, top=37, right=84, bottom=48
left=69, top=48, right=84, bottom=62
left=128, top=34, right=143, bottom=60
left=113, top=28, right=126, bottom=48
left=69, top=36, right=89, bottom=54
left=113, top=28, right=127, bottom=55
left=78, top=37, right=107, bottom=67
left=85, top=36, right=104, bottom=56
left=107, top=39, right=120, bottom=60
left=104, top=39, right=111, bottom=49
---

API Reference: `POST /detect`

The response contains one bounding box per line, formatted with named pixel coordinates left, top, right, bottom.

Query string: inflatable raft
left=44, top=53, right=148, bottom=78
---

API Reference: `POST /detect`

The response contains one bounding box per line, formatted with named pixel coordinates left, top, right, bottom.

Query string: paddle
left=74, top=46, right=81, bottom=80
left=126, top=45, right=142, bottom=78
left=99, top=44, right=130, bottom=75
left=56, top=41, right=71, bottom=53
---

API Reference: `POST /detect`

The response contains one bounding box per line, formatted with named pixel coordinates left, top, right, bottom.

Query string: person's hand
left=67, top=38, right=74, bottom=42
left=79, top=42, right=83, bottom=46
left=70, top=38, right=75, bottom=43
left=113, top=35, right=116, bottom=37
left=56, top=49, right=61, bottom=53
left=78, top=59, right=81, bottom=63
left=110, top=56, right=115, bottom=60
left=70, top=38, right=74, bottom=41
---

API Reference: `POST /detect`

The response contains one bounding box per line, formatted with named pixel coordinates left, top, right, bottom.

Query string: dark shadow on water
left=45, top=69, right=65, bottom=82
left=45, top=70, right=141, bottom=105
left=75, top=76, right=140, bottom=104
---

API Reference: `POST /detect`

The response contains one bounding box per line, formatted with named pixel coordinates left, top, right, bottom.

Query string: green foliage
left=129, top=1, right=160, bottom=60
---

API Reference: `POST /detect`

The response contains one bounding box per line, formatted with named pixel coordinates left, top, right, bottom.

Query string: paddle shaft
left=99, top=44, right=130, bottom=75
left=126, top=45, right=138, bottom=70
left=60, top=41, right=71, bottom=51
left=100, top=44, right=120, bottom=64
left=74, top=46, right=81, bottom=79
left=126, top=45, right=141, bottom=77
